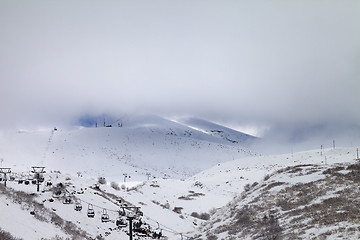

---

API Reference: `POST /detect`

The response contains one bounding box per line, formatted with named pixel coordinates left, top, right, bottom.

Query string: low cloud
left=0, top=0, right=359, bottom=145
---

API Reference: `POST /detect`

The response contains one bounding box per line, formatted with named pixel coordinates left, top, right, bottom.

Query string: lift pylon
left=0, top=168, right=11, bottom=187
left=31, top=166, right=46, bottom=192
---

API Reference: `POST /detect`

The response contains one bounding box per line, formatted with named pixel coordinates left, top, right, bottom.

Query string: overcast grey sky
left=0, top=0, right=359, bottom=142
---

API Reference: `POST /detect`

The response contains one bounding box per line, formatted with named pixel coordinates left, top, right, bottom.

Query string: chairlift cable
left=8, top=169, right=190, bottom=238
left=141, top=213, right=190, bottom=237
left=73, top=196, right=119, bottom=213
left=68, top=196, right=188, bottom=237
left=7, top=172, right=190, bottom=239
left=149, top=218, right=191, bottom=238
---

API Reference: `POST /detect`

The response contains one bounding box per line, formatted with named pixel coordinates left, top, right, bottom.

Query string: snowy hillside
left=173, top=117, right=257, bottom=146
left=1, top=137, right=359, bottom=239
left=191, top=159, right=360, bottom=239
left=0, top=115, right=257, bottom=182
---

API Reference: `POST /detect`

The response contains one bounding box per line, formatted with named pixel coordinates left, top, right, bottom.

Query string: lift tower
left=0, top=168, right=11, bottom=187
left=31, top=166, right=45, bottom=192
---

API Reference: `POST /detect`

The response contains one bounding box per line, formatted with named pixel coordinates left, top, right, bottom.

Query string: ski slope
left=0, top=115, right=359, bottom=239
left=0, top=115, right=257, bottom=182
left=1, top=142, right=359, bottom=239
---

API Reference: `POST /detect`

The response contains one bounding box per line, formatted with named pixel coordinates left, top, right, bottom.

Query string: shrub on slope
left=191, top=163, right=360, bottom=239
left=0, top=228, right=22, bottom=240
left=0, top=184, right=90, bottom=239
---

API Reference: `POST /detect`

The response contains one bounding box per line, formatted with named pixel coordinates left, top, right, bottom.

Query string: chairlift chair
left=63, top=195, right=72, bottom=204
left=101, top=209, right=110, bottom=222
left=115, top=216, right=127, bottom=227
left=87, top=204, right=95, bottom=218
left=152, top=230, right=163, bottom=239
left=74, top=199, right=82, bottom=211
left=136, top=209, right=143, bottom=217
left=118, top=207, right=126, bottom=216
left=52, top=190, right=61, bottom=198
left=34, top=172, right=39, bottom=180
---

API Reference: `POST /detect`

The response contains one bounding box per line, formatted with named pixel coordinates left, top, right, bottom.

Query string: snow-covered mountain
left=0, top=143, right=359, bottom=239
left=1, top=115, right=359, bottom=239
left=175, top=117, right=257, bottom=146
left=0, top=115, right=258, bottom=182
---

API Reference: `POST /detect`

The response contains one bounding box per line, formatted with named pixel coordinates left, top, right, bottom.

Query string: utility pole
left=31, top=166, right=45, bottom=192
left=333, top=140, right=335, bottom=149
left=0, top=168, right=11, bottom=187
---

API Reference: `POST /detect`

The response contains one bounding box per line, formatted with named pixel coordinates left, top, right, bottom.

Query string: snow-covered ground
left=0, top=116, right=359, bottom=239
left=190, top=148, right=360, bottom=239
left=1, top=144, right=359, bottom=239
left=0, top=115, right=257, bottom=183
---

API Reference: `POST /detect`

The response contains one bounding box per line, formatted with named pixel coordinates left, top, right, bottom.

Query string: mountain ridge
left=0, top=115, right=258, bottom=182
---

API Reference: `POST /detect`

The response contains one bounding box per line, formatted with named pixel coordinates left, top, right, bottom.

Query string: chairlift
left=87, top=204, right=95, bottom=218
left=74, top=199, right=82, bottom=211
left=133, top=221, right=148, bottom=236
left=133, top=220, right=142, bottom=229
left=32, top=179, right=37, bottom=185
left=52, top=190, right=61, bottom=198
left=101, top=209, right=110, bottom=222
left=118, top=207, right=126, bottom=216
left=18, top=180, right=24, bottom=184
left=136, top=209, right=143, bottom=217
left=152, top=230, right=163, bottom=239
left=63, top=195, right=72, bottom=204
left=115, top=216, right=127, bottom=227
left=24, top=180, right=30, bottom=185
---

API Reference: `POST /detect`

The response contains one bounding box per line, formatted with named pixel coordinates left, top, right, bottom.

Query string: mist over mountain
left=1, top=0, right=359, bottom=238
